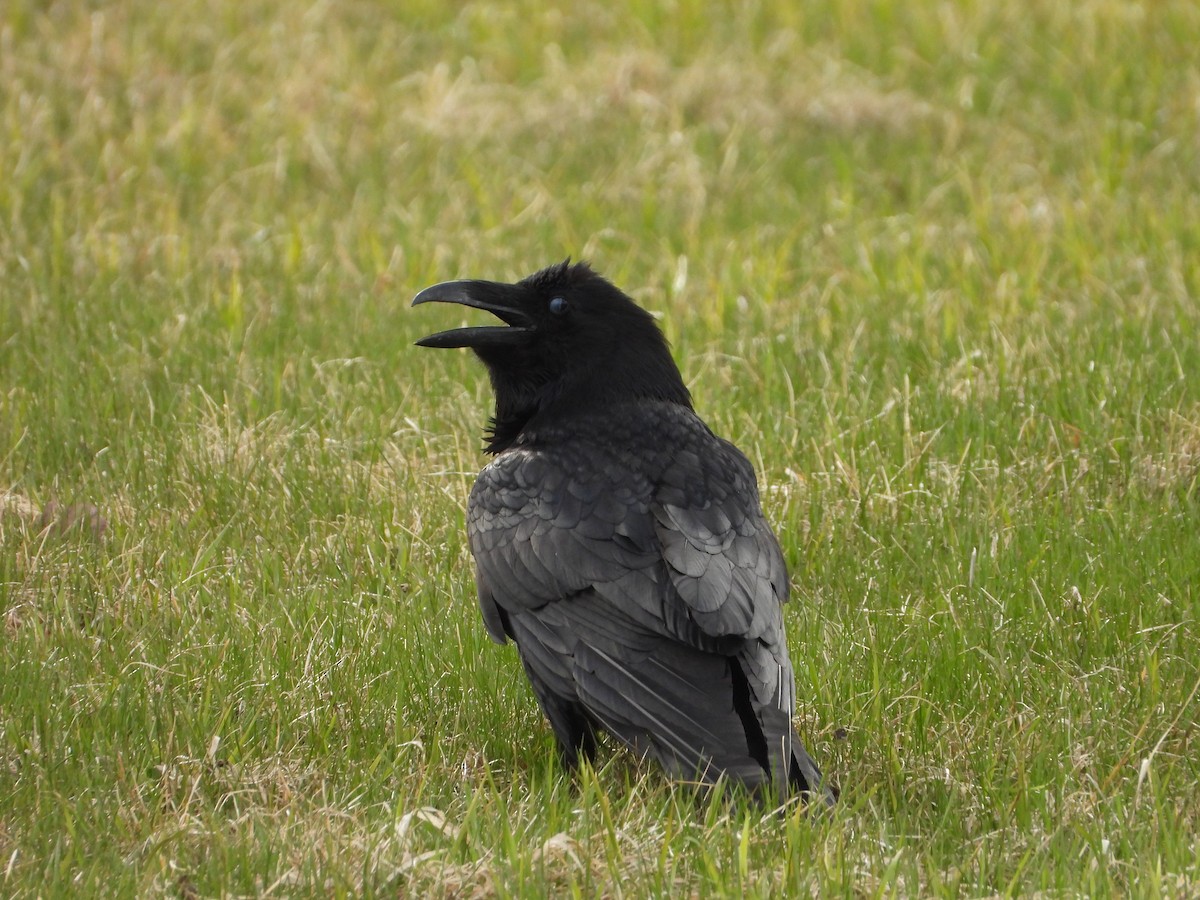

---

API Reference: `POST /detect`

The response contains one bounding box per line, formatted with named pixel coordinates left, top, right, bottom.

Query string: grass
left=2, top=0, right=1198, bottom=895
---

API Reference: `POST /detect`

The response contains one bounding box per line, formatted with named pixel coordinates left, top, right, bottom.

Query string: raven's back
left=467, top=401, right=832, bottom=802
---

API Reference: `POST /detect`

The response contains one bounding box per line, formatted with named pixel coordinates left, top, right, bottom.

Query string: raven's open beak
left=412, top=280, right=533, bottom=349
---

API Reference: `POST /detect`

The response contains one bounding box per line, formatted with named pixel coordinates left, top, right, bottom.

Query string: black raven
left=414, top=260, right=834, bottom=803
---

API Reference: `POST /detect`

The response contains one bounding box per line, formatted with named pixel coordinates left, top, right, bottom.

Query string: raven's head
left=413, top=260, right=691, bottom=452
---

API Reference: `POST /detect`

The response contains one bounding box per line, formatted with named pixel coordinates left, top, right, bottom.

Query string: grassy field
left=2, top=0, right=1198, bottom=895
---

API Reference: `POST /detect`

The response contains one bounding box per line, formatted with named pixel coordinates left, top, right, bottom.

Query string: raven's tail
left=788, top=730, right=837, bottom=808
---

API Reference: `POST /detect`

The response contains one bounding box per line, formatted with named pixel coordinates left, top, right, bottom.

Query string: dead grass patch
left=401, top=45, right=951, bottom=143
left=1133, top=407, right=1200, bottom=495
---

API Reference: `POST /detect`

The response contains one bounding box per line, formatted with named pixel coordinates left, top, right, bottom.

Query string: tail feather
left=788, top=732, right=837, bottom=807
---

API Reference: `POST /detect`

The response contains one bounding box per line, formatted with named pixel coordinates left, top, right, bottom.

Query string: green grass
left=2, top=0, right=1198, bottom=895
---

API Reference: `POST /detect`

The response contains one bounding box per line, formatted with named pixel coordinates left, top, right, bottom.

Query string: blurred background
left=2, top=2, right=1198, bottom=895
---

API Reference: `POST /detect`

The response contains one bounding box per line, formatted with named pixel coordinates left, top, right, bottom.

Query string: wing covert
left=466, top=419, right=790, bottom=649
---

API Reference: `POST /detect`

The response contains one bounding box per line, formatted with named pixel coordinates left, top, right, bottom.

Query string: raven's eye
left=548, top=296, right=569, bottom=315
